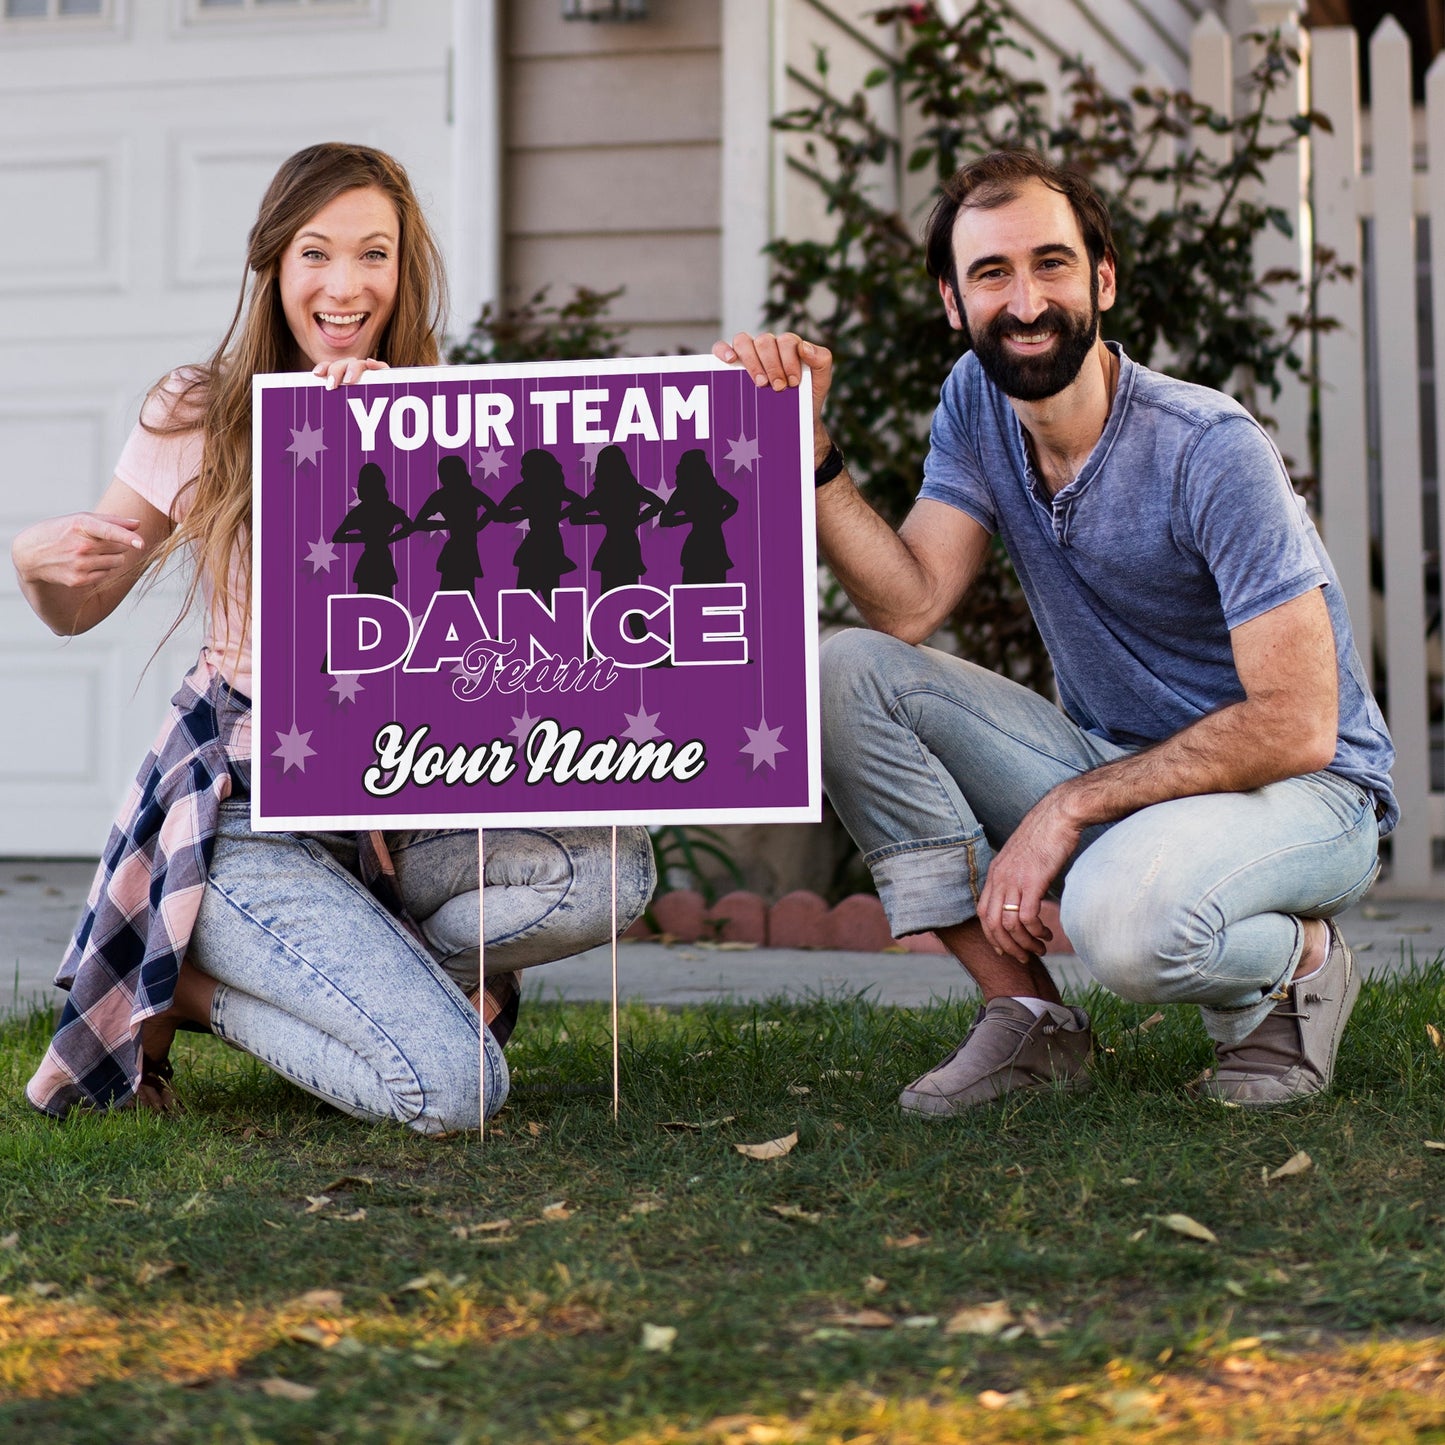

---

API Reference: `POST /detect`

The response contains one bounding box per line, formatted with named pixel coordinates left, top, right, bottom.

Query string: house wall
left=501, top=0, right=724, bottom=356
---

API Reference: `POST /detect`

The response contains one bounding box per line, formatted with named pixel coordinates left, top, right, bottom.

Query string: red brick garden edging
left=626, top=890, right=1074, bottom=955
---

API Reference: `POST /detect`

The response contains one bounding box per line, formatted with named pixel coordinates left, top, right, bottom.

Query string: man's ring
left=1001, top=903, right=1021, bottom=913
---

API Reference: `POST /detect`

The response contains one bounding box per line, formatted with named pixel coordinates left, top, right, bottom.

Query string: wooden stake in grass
left=611, top=824, right=620, bottom=1122
left=485, top=832, right=491, bottom=1144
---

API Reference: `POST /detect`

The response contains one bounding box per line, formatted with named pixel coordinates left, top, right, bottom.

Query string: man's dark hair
left=924, top=150, right=1116, bottom=298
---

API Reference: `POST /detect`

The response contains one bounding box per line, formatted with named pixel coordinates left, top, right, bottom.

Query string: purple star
left=476, top=447, right=507, bottom=479
left=649, top=477, right=675, bottom=527
left=725, top=433, right=761, bottom=473
left=305, top=538, right=338, bottom=573
left=273, top=723, right=317, bottom=773
left=622, top=706, right=664, bottom=743
left=509, top=704, right=539, bottom=747
left=741, top=717, right=787, bottom=771
left=287, top=421, right=326, bottom=467
left=581, top=441, right=606, bottom=473
left=330, top=673, right=364, bottom=705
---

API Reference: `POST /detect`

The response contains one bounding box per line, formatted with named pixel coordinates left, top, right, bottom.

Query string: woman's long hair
left=144, top=142, right=448, bottom=652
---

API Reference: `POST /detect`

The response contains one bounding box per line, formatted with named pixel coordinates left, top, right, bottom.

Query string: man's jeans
left=822, top=630, right=1382, bottom=1045
left=192, top=801, right=655, bottom=1134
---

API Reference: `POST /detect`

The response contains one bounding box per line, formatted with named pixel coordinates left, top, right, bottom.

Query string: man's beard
left=966, top=285, right=1100, bottom=402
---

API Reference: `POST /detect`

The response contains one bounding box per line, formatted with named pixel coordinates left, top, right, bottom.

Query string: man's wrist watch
left=814, top=441, right=846, bottom=488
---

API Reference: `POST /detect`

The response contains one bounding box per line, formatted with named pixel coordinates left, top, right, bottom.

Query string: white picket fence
left=1188, top=5, right=1443, bottom=895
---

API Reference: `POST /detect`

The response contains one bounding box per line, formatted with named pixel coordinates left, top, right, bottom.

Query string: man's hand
left=713, top=332, right=833, bottom=458
left=976, top=792, right=1082, bottom=962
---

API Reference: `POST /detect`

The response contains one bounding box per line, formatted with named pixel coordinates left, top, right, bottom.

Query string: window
left=183, top=0, right=375, bottom=18
left=2, top=0, right=109, bottom=19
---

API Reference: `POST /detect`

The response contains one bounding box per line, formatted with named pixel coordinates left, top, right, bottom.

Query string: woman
left=332, top=461, right=412, bottom=598
left=409, top=454, right=497, bottom=597
left=658, top=449, right=739, bottom=584
left=13, top=144, right=654, bottom=1132
left=570, top=444, right=664, bottom=593
left=493, top=448, right=584, bottom=598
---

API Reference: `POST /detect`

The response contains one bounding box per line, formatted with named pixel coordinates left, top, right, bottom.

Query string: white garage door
left=0, top=0, right=456, bottom=853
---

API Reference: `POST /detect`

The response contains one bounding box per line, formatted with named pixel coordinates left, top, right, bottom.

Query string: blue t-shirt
left=919, top=344, right=1398, bottom=833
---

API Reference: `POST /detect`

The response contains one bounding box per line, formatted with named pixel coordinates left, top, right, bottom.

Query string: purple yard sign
left=251, top=357, right=820, bottom=830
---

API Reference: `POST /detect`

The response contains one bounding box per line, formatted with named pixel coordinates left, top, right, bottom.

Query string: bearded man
left=716, top=149, right=1395, bottom=1114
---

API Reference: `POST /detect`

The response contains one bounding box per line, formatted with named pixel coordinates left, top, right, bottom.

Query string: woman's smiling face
left=278, top=185, right=400, bottom=369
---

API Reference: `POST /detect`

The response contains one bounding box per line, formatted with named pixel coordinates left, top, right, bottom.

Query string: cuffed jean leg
left=193, top=802, right=505, bottom=1134
left=1061, top=771, right=1382, bottom=1045
left=387, top=826, right=656, bottom=990
left=820, top=629, right=1124, bottom=936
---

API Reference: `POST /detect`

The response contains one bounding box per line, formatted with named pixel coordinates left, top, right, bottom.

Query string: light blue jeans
left=192, top=800, right=655, bottom=1133
left=821, top=630, right=1382, bottom=1045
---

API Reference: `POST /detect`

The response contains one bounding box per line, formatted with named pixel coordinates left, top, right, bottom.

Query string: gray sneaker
left=1196, top=920, right=1359, bottom=1108
left=899, top=998, right=1094, bottom=1117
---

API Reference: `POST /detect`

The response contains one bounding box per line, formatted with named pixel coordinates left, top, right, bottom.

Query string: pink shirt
left=114, top=374, right=253, bottom=697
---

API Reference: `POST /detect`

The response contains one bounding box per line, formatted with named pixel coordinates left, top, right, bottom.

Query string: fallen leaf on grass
left=399, top=1271, right=467, bottom=1293
left=411, top=1353, right=447, bottom=1370
left=453, top=1219, right=513, bottom=1240
left=629, top=1201, right=663, bottom=1216
left=1021, top=1309, right=1066, bottom=1340
left=1130, top=1012, right=1166, bottom=1034
left=0, top=1233, right=17, bottom=1250
left=1427, top=1024, right=1444, bottom=1055
left=302, top=1195, right=332, bottom=1214
left=528, top=1121, right=545, bottom=1138
left=28, top=1282, right=60, bottom=1298
left=1267, top=1151, right=1313, bottom=1181
left=640, top=1323, right=677, bottom=1353
left=260, top=1378, right=317, bottom=1401
left=1153, top=1212, right=1218, bottom=1243
left=337, top=1209, right=367, bottom=1222
left=135, top=1260, right=183, bottom=1286
left=945, top=1300, right=1013, bottom=1336
left=104, top=1197, right=140, bottom=1208
left=826, top=1308, right=893, bottom=1329
left=978, top=1389, right=1029, bottom=1410
left=884, top=1233, right=929, bottom=1250
left=319, top=1175, right=372, bottom=1193
left=765, top=1203, right=820, bottom=1224
left=901, top=1315, right=938, bottom=1329
left=287, top=1324, right=333, bottom=1348
left=660, top=1116, right=735, bottom=1133
left=541, top=1201, right=573, bottom=1222
left=1426, top=1141, right=1445, bottom=1151
left=863, top=1275, right=887, bottom=1295
left=820, top=1070, right=864, bottom=1081
left=786, top=1084, right=811, bottom=1096
left=296, top=1289, right=344, bottom=1310
left=735, top=1132, right=798, bottom=1161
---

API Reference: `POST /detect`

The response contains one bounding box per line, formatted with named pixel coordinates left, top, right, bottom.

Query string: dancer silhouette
left=331, top=463, right=412, bottom=598
left=410, top=454, right=496, bottom=596
left=659, top=448, right=738, bottom=584
left=569, top=444, right=664, bottom=592
left=494, top=448, right=584, bottom=598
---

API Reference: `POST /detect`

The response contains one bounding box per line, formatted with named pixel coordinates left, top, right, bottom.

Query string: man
left=716, top=149, right=1395, bottom=1115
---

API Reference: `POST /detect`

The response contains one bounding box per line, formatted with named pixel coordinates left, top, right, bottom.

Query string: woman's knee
left=400, top=1027, right=509, bottom=1135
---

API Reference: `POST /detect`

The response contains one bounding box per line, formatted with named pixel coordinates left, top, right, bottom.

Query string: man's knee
left=819, top=628, right=914, bottom=714
left=1061, top=844, right=1206, bottom=1003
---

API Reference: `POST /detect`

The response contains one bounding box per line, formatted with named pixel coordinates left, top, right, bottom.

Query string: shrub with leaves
left=447, top=284, right=628, bottom=366
left=764, top=0, right=1338, bottom=688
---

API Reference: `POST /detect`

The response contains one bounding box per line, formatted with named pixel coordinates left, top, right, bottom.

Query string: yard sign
left=250, top=357, right=820, bottom=830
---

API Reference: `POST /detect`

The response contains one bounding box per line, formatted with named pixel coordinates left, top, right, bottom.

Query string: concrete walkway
left=2, top=856, right=1439, bottom=1019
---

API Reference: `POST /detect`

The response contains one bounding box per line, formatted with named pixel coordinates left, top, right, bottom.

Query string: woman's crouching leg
left=392, top=825, right=657, bottom=988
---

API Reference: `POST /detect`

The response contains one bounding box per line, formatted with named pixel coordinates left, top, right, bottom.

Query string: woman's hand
left=12, top=511, right=146, bottom=590
left=313, top=356, right=390, bottom=390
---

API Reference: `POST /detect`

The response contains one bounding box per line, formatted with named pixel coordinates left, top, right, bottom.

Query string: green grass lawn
left=1, top=963, right=1443, bottom=1443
